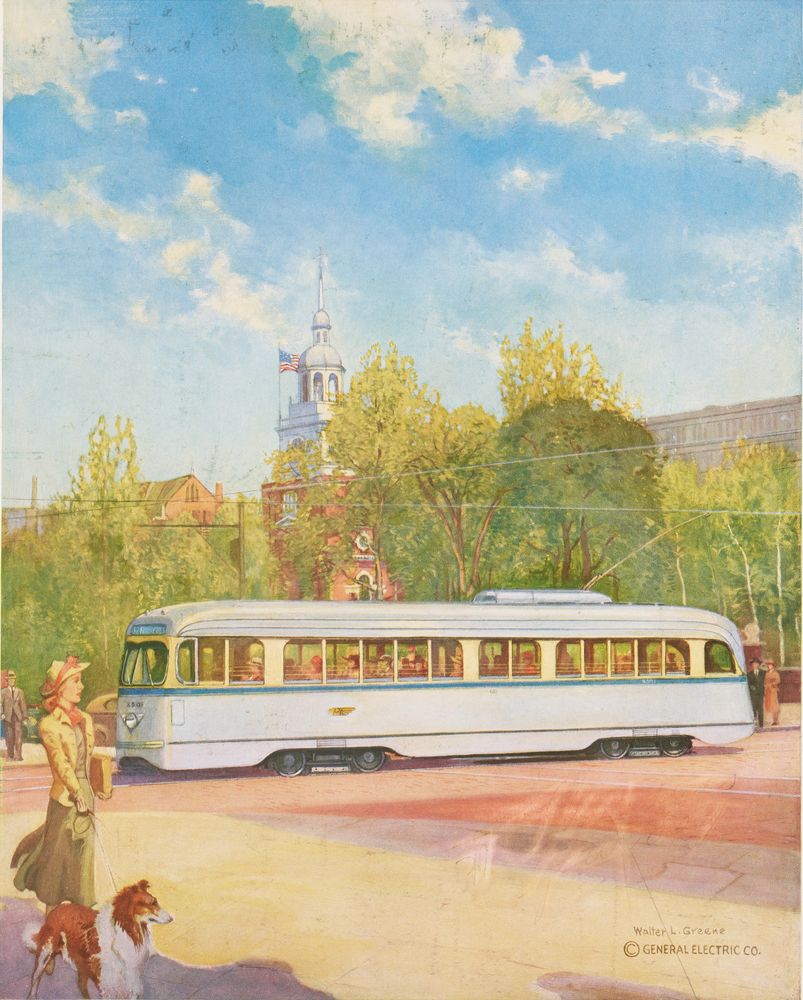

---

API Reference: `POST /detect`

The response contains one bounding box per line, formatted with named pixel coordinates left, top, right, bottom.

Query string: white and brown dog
left=26, top=880, right=173, bottom=999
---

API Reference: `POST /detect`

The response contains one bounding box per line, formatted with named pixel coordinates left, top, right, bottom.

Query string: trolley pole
left=238, top=499, right=246, bottom=599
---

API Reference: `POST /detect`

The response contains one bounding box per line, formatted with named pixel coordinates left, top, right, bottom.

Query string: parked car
left=86, top=692, right=118, bottom=747
left=24, top=707, right=43, bottom=743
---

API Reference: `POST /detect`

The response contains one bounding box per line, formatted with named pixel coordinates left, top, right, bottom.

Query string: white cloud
left=4, top=0, right=119, bottom=123
left=482, top=233, right=626, bottom=297
left=687, top=69, right=742, bottom=115
left=115, top=108, right=149, bottom=127
left=161, top=238, right=210, bottom=278
left=438, top=322, right=500, bottom=365
left=498, top=164, right=554, bottom=193
left=253, top=0, right=637, bottom=150
left=4, top=171, right=165, bottom=243
left=191, top=252, right=287, bottom=337
left=657, top=90, right=802, bottom=177
left=129, top=300, right=159, bottom=326
left=177, top=171, right=250, bottom=236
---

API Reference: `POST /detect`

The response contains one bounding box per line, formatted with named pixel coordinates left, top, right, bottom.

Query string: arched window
left=328, top=374, right=338, bottom=400
left=357, top=574, right=373, bottom=601
left=313, top=373, right=324, bottom=401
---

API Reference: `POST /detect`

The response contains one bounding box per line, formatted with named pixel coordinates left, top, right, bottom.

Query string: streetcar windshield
left=120, top=641, right=168, bottom=686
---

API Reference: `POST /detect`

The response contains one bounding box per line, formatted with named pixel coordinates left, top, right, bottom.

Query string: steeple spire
left=316, top=248, right=326, bottom=311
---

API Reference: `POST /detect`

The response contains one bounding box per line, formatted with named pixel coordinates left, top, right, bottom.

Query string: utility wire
left=2, top=427, right=798, bottom=507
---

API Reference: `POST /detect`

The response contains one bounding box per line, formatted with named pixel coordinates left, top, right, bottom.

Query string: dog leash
left=86, top=809, right=119, bottom=893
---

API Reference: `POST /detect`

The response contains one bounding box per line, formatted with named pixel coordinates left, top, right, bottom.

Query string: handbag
left=89, top=752, right=113, bottom=800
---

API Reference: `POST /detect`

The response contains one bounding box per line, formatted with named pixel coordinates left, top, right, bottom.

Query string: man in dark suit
left=1, top=671, right=28, bottom=760
left=746, top=657, right=765, bottom=728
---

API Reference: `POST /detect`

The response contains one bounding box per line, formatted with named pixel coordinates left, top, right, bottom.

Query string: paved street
left=1, top=716, right=799, bottom=1000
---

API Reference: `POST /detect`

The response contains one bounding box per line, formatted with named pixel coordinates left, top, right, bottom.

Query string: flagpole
left=277, top=347, right=282, bottom=440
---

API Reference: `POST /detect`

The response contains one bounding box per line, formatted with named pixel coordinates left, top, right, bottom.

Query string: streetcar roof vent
left=472, top=589, right=613, bottom=605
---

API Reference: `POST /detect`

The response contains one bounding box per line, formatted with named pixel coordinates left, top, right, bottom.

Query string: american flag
left=279, top=349, right=300, bottom=372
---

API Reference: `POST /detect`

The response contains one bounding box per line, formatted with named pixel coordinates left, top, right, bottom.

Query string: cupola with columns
left=277, top=254, right=346, bottom=452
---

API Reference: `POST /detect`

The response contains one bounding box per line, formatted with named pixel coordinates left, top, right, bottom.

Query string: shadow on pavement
left=533, top=970, right=695, bottom=999
left=0, top=897, right=335, bottom=1000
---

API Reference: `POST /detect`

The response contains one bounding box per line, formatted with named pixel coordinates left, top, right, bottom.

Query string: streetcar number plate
left=310, top=765, right=352, bottom=773
left=629, top=748, right=661, bottom=757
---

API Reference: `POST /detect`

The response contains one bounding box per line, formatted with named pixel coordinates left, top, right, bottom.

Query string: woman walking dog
left=11, top=656, right=98, bottom=914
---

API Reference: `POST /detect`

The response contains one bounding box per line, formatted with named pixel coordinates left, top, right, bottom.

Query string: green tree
left=266, top=440, right=342, bottom=598
left=705, top=443, right=801, bottom=663
left=410, top=403, right=507, bottom=598
left=499, top=319, right=634, bottom=422
left=325, top=343, right=436, bottom=599
left=497, top=398, right=661, bottom=590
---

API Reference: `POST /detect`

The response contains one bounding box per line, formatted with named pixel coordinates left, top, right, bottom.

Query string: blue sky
left=4, top=0, right=801, bottom=503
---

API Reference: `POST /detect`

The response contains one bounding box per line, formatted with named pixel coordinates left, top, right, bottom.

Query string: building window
left=357, top=573, right=373, bottom=600
left=282, top=492, right=298, bottom=518
left=328, top=374, right=338, bottom=400
left=313, top=373, right=324, bottom=401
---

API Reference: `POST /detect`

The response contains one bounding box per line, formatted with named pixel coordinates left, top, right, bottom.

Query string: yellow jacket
left=38, top=706, right=95, bottom=806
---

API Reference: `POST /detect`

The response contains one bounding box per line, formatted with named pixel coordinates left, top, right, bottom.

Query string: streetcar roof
left=127, top=598, right=743, bottom=649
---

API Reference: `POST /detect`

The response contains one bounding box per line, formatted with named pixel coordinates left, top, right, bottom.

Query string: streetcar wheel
left=273, top=750, right=306, bottom=776
left=661, top=736, right=692, bottom=757
left=352, top=748, right=385, bottom=773
left=600, top=738, right=630, bottom=759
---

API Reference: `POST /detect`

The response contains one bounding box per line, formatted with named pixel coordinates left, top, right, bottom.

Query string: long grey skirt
left=12, top=774, right=95, bottom=907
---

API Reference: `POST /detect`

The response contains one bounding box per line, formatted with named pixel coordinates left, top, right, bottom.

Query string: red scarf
left=58, top=702, right=83, bottom=726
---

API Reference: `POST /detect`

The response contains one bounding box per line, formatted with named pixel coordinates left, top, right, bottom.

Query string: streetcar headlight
left=122, top=712, right=143, bottom=731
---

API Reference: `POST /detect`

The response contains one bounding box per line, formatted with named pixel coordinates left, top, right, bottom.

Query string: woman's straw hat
left=41, top=655, right=90, bottom=698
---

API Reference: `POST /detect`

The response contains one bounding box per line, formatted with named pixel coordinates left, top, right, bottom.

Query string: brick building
left=142, top=474, right=224, bottom=526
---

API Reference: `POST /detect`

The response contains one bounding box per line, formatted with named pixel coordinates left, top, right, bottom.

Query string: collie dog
left=26, top=880, right=173, bottom=999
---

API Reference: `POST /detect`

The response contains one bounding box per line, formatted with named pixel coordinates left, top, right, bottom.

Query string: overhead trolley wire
left=2, top=427, right=799, bottom=511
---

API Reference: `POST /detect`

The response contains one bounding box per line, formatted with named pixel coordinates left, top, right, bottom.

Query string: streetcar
left=116, top=592, right=754, bottom=775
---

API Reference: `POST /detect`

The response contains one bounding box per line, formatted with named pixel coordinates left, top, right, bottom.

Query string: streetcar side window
left=512, top=641, right=540, bottom=677
left=284, top=641, right=323, bottom=683
left=199, top=638, right=225, bottom=684
left=398, top=640, right=428, bottom=681
left=363, top=640, right=394, bottom=681
left=638, top=639, right=662, bottom=676
left=705, top=640, right=737, bottom=674
left=611, top=640, right=635, bottom=676
left=326, top=641, right=360, bottom=682
left=177, top=641, right=197, bottom=684
left=479, top=640, right=509, bottom=678
left=230, top=638, right=264, bottom=684
left=556, top=640, right=581, bottom=677
left=432, top=640, right=463, bottom=678
left=120, top=642, right=168, bottom=686
left=665, top=640, right=690, bottom=676
left=584, top=640, right=608, bottom=677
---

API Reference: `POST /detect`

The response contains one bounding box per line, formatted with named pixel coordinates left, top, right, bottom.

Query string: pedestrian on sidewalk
left=747, top=657, right=765, bottom=728
left=763, top=659, right=782, bottom=726
left=1, top=670, right=27, bottom=760
left=11, top=655, right=96, bottom=915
